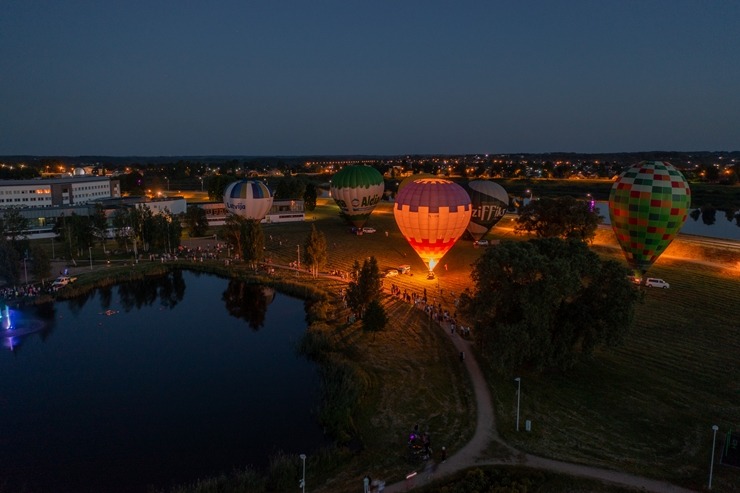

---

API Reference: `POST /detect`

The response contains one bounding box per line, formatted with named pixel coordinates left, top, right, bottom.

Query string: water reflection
left=115, top=270, right=186, bottom=312
left=221, top=279, right=275, bottom=330
left=1, top=302, right=56, bottom=352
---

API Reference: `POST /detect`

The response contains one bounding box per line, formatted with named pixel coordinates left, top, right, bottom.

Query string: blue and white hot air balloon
left=223, top=180, right=274, bottom=221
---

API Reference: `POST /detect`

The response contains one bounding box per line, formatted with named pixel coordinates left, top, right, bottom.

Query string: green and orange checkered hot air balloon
left=608, top=161, right=691, bottom=277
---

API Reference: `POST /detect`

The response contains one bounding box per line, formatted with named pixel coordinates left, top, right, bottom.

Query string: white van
left=645, top=278, right=669, bottom=289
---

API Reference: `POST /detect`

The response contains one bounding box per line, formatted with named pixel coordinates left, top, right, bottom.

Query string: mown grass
left=258, top=199, right=740, bottom=491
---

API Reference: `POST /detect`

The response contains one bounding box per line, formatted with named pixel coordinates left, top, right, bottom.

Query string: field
left=258, top=198, right=740, bottom=492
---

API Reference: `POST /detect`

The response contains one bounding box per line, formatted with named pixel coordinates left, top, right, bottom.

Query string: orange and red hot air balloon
left=393, top=178, right=472, bottom=275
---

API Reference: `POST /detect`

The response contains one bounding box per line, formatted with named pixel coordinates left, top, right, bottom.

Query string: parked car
left=51, top=276, right=77, bottom=289
left=474, top=239, right=489, bottom=247
left=384, top=269, right=399, bottom=278
left=362, top=227, right=376, bottom=234
left=398, top=264, right=412, bottom=275
left=627, top=276, right=641, bottom=285
left=645, top=278, right=670, bottom=289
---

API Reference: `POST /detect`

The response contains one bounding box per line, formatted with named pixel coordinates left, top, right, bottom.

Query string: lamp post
left=297, top=245, right=301, bottom=269
left=51, top=237, right=55, bottom=259
left=165, top=177, right=170, bottom=192
left=299, top=453, right=306, bottom=493
left=514, top=377, right=521, bottom=431
left=709, top=424, right=719, bottom=489
left=22, top=257, right=28, bottom=285
left=89, top=246, right=93, bottom=271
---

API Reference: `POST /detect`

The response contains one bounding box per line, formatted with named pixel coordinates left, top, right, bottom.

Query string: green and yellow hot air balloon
left=330, top=165, right=385, bottom=229
left=608, top=161, right=691, bottom=278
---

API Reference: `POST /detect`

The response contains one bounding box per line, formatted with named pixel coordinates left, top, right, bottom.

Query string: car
left=397, top=264, right=411, bottom=275
left=627, top=275, right=641, bottom=285
left=51, top=276, right=77, bottom=289
left=383, top=269, right=399, bottom=278
left=645, top=278, right=670, bottom=289
left=474, top=239, right=489, bottom=247
left=362, top=227, right=376, bottom=234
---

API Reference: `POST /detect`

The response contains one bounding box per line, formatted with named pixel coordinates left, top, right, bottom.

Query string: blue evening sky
left=1, top=1, right=738, bottom=156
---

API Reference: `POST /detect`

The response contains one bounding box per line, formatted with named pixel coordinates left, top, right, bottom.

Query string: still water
left=0, top=271, right=324, bottom=493
left=594, top=201, right=740, bottom=240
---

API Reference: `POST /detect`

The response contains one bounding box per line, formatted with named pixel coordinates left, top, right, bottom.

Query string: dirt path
left=381, top=316, right=698, bottom=493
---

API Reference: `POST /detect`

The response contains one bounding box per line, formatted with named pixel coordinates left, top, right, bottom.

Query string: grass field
left=258, top=198, right=740, bottom=492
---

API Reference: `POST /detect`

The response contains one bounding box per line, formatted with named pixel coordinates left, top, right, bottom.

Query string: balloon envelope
left=608, top=161, right=691, bottom=276
left=223, top=180, right=274, bottom=220
left=465, top=180, right=509, bottom=241
left=330, top=165, right=385, bottom=228
left=397, top=173, right=435, bottom=194
left=393, top=178, right=472, bottom=272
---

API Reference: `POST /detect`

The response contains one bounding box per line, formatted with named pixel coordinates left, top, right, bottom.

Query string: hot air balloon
left=397, top=173, right=435, bottom=194
left=608, top=161, right=691, bottom=277
left=393, top=178, right=472, bottom=275
left=330, top=165, right=385, bottom=229
left=465, top=180, right=509, bottom=241
left=223, top=180, right=274, bottom=221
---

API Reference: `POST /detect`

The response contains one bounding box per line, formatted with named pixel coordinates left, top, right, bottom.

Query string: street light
left=299, top=453, right=306, bottom=493
left=89, top=247, right=93, bottom=271
left=709, top=424, right=719, bottom=489
left=514, top=377, right=521, bottom=431
left=22, top=257, right=28, bottom=284
left=297, top=245, right=301, bottom=269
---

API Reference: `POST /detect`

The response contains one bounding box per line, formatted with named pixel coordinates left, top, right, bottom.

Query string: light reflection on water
left=595, top=201, right=740, bottom=240
left=0, top=271, right=324, bottom=493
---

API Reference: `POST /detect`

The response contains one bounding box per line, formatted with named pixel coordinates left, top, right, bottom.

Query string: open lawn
left=259, top=198, right=740, bottom=492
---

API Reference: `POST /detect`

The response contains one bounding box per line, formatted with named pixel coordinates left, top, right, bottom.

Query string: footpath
left=381, top=311, right=698, bottom=493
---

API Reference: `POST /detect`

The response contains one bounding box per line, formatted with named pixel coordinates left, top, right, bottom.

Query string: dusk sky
left=1, top=1, right=739, bottom=156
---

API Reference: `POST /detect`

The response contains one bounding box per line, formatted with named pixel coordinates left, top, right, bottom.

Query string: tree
left=30, top=244, right=51, bottom=281
left=303, top=224, right=327, bottom=277
left=241, top=219, right=265, bottom=268
left=90, top=204, right=109, bottom=247
left=0, top=209, right=29, bottom=249
left=303, top=183, right=318, bottom=211
left=0, top=239, right=20, bottom=285
left=460, top=238, right=640, bottom=372
left=346, top=256, right=382, bottom=318
left=207, top=174, right=234, bottom=201
left=362, top=299, right=388, bottom=334
left=515, top=196, right=601, bottom=241
left=274, top=175, right=306, bottom=199
left=222, top=214, right=245, bottom=259
left=184, top=205, right=209, bottom=237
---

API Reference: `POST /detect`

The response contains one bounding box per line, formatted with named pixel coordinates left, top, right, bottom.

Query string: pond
left=0, top=271, right=325, bottom=493
left=594, top=200, right=740, bottom=241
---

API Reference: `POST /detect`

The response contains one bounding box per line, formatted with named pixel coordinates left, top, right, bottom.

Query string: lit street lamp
left=299, top=453, right=306, bottom=493
left=514, top=377, right=521, bottom=431
left=709, top=424, right=719, bottom=489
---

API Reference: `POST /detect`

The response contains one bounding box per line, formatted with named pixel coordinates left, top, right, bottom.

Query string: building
left=198, top=199, right=305, bottom=226
left=0, top=176, right=120, bottom=209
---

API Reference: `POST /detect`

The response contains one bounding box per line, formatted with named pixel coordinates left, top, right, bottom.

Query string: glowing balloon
left=608, top=161, right=691, bottom=277
left=465, top=180, right=509, bottom=241
left=393, top=178, right=472, bottom=273
left=223, top=180, right=274, bottom=220
left=330, top=165, right=385, bottom=228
